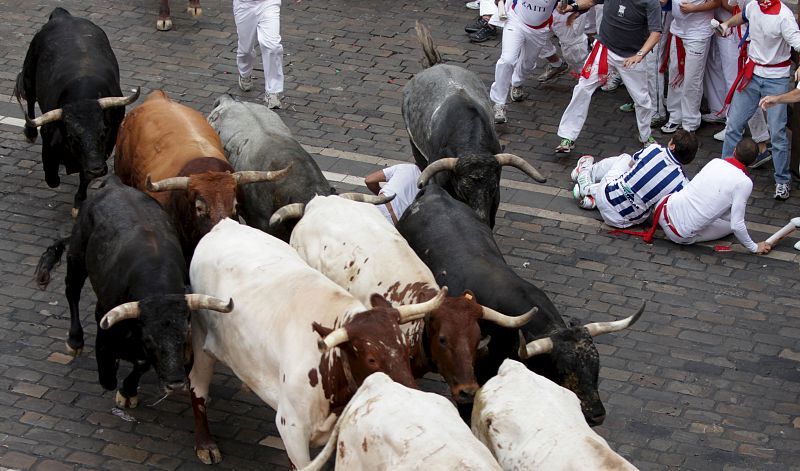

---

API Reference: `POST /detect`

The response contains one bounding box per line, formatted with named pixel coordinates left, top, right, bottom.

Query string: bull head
left=21, top=87, right=141, bottom=128
left=416, top=153, right=547, bottom=189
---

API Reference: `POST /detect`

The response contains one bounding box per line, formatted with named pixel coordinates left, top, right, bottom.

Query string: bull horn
left=26, top=108, right=64, bottom=128
left=185, top=294, right=234, bottom=313
left=494, top=153, right=547, bottom=183
left=417, top=158, right=458, bottom=188
left=477, top=335, right=491, bottom=351
left=396, top=286, right=448, bottom=323
left=146, top=175, right=190, bottom=192
left=338, top=193, right=396, bottom=204
left=269, top=203, right=306, bottom=227
left=481, top=305, right=538, bottom=328
left=97, top=86, right=142, bottom=110
left=100, top=302, right=141, bottom=330
left=318, top=327, right=349, bottom=352
left=584, top=302, right=645, bottom=337
left=233, top=164, right=292, bottom=184
left=518, top=331, right=554, bottom=359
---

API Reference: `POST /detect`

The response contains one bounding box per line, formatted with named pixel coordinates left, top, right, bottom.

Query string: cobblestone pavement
left=0, top=1, right=799, bottom=470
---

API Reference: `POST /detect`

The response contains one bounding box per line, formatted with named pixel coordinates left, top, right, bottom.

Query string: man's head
left=667, top=130, right=699, bottom=165
left=733, top=137, right=758, bottom=166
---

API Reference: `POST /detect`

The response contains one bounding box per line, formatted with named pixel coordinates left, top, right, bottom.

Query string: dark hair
left=670, top=130, right=698, bottom=164
left=733, top=138, right=758, bottom=166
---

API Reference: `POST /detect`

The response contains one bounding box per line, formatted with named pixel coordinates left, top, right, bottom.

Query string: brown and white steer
left=282, top=195, right=535, bottom=405
left=472, top=360, right=639, bottom=471
left=114, top=90, right=287, bottom=261
left=299, top=373, right=503, bottom=471
left=188, top=219, right=445, bottom=466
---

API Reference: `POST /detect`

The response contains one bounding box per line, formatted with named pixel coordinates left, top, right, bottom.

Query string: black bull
left=35, top=176, right=231, bottom=408
left=397, top=185, right=644, bottom=426
left=14, top=7, right=138, bottom=215
left=402, top=21, right=546, bottom=228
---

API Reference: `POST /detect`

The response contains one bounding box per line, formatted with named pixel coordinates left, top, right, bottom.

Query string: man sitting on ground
left=572, top=129, right=698, bottom=229
left=365, top=163, right=422, bottom=225
left=653, top=137, right=771, bottom=253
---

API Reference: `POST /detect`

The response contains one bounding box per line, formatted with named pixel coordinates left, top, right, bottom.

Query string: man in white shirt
left=572, top=129, right=698, bottom=228
left=654, top=138, right=771, bottom=254
left=365, top=164, right=422, bottom=225
left=718, top=0, right=800, bottom=200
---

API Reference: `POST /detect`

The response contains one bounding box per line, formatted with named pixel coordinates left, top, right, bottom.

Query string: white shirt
left=670, top=0, right=714, bottom=40
left=666, top=158, right=758, bottom=252
left=510, top=0, right=557, bottom=28
left=376, top=164, right=422, bottom=224
left=744, top=1, right=800, bottom=78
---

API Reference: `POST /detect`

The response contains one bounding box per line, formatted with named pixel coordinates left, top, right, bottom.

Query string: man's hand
left=756, top=241, right=772, bottom=254
left=680, top=2, right=697, bottom=13
left=557, top=2, right=572, bottom=13
left=623, top=54, right=644, bottom=68
left=760, top=95, right=779, bottom=110
left=794, top=67, right=800, bottom=82
left=566, top=11, right=581, bottom=27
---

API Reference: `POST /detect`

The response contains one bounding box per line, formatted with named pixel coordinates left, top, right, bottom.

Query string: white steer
left=188, top=219, right=445, bottom=466
left=472, top=359, right=639, bottom=471
left=300, top=372, right=503, bottom=471
left=282, top=195, right=534, bottom=404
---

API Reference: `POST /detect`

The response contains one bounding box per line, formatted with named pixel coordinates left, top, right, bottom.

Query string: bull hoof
left=115, top=390, right=139, bottom=409
left=65, top=341, right=83, bottom=357
left=196, top=446, right=222, bottom=464
left=71, top=207, right=79, bottom=219
left=157, top=18, right=173, bottom=31
left=187, top=6, right=203, bottom=17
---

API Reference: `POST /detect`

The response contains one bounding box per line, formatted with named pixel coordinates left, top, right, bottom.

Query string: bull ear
left=369, top=294, right=392, bottom=309
left=565, top=316, right=581, bottom=328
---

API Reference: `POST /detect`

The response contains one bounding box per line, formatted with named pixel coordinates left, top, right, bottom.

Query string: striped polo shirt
left=603, top=144, right=687, bottom=224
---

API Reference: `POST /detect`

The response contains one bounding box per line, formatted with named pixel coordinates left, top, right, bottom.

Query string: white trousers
left=665, top=35, right=711, bottom=131
left=551, top=10, right=588, bottom=70
left=658, top=204, right=732, bottom=245
left=646, top=12, right=671, bottom=118
left=705, top=35, right=770, bottom=142
left=490, top=12, right=550, bottom=105
left=234, top=0, right=284, bottom=94
left=558, top=44, right=653, bottom=142
left=586, top=154, right=636, bottom=228
left=480, top=0, right=506, bottom=27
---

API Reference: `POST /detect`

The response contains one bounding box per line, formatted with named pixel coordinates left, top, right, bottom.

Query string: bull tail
left=35, top=238, right=69, bottom=290
left=415, top=20, right=444, bottom=68
left=296, top=417, right=342, bottom=471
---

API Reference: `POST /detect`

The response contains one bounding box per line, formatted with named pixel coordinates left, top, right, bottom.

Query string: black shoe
left=465, top=17, right=488, bottom=33
left=469, top=25, right=497, bottom=43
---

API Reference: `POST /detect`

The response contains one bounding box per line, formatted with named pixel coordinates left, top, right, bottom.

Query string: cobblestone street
left=0, top=0, right=798, bottom=469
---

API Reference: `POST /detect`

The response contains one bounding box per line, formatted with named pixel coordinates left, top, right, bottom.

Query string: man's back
left=666, top=158, right=753, bottom=237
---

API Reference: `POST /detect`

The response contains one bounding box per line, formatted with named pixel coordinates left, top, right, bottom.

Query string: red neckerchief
left=724, top=157, right=749, bottom=175
left=758, top=0, right=781, bottom=14
left=582, top=41, right=609, bottom=85
left=660, top=34, right=685, bottom=87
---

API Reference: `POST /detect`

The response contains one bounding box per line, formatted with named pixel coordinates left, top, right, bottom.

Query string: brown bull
left=115, top=90, right=287, bottom=261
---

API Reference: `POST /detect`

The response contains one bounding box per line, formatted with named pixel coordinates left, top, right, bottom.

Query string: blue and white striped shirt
left=603, top=144, right=687, bottom=225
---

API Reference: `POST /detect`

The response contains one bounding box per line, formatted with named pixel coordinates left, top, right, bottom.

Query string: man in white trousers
left=234, top=0, right=288, bottom=109
left=571, top=129, right=698, bottom=229
left=659, top=0, right=717, bottom=134
left=555, top=0, right=663, bottom=153
left=718, top=0, right=800, bottom=200
left=489, top=0, right=563, bottom=124
left=652, top=138, right=771, bottom=254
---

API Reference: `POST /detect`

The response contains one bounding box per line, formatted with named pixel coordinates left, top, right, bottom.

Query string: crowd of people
left=453, top=0, right=800, bottom=254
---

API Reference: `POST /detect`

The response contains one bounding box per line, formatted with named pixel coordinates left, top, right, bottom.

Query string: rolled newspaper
left=766, top=217, right=800, bottom=246
left=498, top=0, right=507, bottom=20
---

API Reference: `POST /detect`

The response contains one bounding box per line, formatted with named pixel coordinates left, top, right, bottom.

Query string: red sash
left=609, top=196, right=675, bottom=244
left=581, top=41, right=609, bottom=85
left=660, top=33, right=685, bottom=87
left=720, top=58, right=792, bottom=114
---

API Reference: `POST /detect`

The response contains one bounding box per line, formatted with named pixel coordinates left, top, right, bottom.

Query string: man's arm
left=721, top=12, right=744, bottom=30
left=558, top=0, right=598, bottom=15
left=760, top=87, right=800, bottom=109
left=623, top=32, right=662, bottom=67
left=729, top=180, right=767, bottom=253
left=680, top=0, right=720, bottom=14
left=780, top=13, right=800, bottom=52
left=364, top=169, right=387, bottom=195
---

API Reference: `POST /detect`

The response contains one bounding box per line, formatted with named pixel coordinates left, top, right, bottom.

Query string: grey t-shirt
left=597, top=0, right=662, bottom=57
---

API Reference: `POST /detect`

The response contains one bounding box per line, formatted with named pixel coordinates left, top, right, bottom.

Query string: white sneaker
left=266, top=93, right=281, bottom=109
left=494, top=103, right=507, bottom=124
left=701, top=113, right=726, bottom=124
left=713, top=129, right=726, bottom=142
left=571, top=155, right=594, bottom=182
left=578, top=195, right=596, bottom=209
left=600, top=72, right=622, bottom=92
left=510, top=86, right=528, bottom=102
left=466, top=1, right=480, bottom=9
left=238, top=75, right=253, bottom=92
left=574, top=169, right=593, bottom=198
left=537, top=62, right=569, bottom=82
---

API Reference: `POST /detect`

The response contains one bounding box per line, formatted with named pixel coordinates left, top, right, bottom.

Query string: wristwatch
left=636, top=50, right=645, bottom=56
